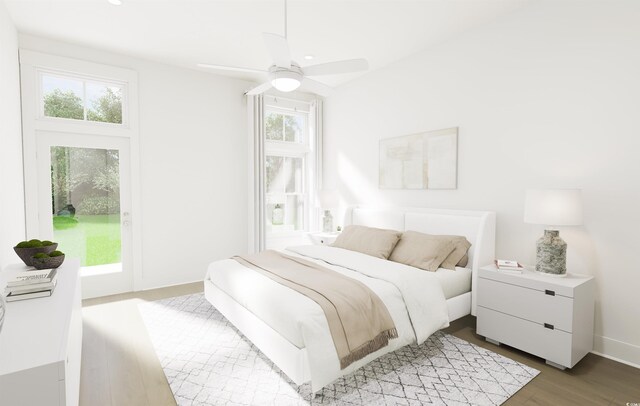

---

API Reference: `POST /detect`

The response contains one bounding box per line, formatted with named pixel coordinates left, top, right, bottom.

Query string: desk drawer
left=477, top=306, right=572, bottom=367
left=478, top=277, right=573, bottom=332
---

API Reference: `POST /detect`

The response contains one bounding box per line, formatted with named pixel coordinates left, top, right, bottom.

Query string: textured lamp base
left=536, top=230, right=567, bottom=275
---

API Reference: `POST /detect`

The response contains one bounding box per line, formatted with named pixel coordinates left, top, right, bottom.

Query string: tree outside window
left=42, top=74, right=123, bottom=124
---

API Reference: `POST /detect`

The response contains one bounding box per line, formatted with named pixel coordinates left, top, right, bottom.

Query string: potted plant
left=31, top=250, right=65, bottom=270
left=13, top=239, right=58, bottom=267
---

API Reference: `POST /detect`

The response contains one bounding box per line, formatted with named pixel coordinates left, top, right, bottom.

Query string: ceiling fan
left=198, top=0, right=369, bottom=96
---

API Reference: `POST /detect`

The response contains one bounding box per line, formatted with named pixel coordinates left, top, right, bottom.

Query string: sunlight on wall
left=335, top=151, right=393, bottom=225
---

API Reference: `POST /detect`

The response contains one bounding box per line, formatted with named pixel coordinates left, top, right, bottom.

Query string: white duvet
left=205, top=245, right=449, bottom=392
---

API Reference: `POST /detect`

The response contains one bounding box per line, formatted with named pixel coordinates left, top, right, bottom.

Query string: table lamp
left=524, top=189, right=583, bottom=276
left=318, top=190, right=339, bottom=232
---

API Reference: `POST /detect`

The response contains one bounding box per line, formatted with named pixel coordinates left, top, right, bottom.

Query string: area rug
left=138, top=293, right=539, bottom=406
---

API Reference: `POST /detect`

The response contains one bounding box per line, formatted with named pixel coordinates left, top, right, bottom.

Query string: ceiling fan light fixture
left=271, top=77, right=300, bottom=92
left=269, top=67, right=302, bottom=92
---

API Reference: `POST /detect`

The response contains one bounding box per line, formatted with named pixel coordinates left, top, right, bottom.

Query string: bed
left=204, top=206, right=496, bottom=392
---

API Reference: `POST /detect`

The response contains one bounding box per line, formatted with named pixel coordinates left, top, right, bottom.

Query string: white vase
left=323, top=210, right=333, bottom=232
left=272, top=205, right=284, bottom=226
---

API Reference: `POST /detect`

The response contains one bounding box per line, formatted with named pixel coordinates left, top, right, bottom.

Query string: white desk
left=0, top=259, right=82, bottom=406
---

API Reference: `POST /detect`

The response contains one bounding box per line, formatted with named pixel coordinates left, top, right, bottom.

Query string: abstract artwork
left=379, top=127, right=458, bottom=189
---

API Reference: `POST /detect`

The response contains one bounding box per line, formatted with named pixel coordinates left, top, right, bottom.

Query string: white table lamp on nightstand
left=524, top=189, right=583, bottom=276
left=318, top=189, right=339, bottom=232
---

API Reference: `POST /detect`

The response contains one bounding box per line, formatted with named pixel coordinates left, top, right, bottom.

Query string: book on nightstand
left=494, top=259, right=525, bottom=273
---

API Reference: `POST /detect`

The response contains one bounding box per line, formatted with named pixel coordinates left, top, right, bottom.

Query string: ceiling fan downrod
left=284, top=0, right=288, bottom=39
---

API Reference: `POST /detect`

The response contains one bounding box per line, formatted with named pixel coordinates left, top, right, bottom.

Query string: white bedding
left=434, top=266, right=472, bottom=299
left=205, top=245, right=449, bottom=391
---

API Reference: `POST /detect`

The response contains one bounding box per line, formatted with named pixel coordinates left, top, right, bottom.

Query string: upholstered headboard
left=343, top=206, right=496, bottom=315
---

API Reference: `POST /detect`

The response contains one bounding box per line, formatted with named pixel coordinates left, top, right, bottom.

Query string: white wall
left=0, top=2, right=25, bottom=269
left=19, top=34, right=253, bottom=289
left=324, top=1, right=640, bottom=366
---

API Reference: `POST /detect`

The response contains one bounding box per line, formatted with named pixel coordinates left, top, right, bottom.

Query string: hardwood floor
left=443, top=317, right=640, bottom=406
left=81, top=282, right=203, bottom=406
left=80, top=284, right=640, bottom=406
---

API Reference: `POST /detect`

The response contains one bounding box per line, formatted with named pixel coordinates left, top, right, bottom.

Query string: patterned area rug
left=138, top=294, right=539, bottom=406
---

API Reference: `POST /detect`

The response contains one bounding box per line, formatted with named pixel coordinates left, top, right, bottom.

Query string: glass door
left=36, top=131, right=133, bottom=298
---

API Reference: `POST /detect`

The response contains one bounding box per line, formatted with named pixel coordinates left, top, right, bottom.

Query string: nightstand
left=308, top=232, right=339, bottom=246
left=476, top=265, right=594, bottom=370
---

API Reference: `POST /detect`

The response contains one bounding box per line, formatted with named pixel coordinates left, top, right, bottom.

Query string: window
left=265, top=111, right=304, bottom=143
left=41, top=72, right=125, bottom=125
left=264, top=100, right=315, bottom=239
left=266, top=156, right=305, bottom=231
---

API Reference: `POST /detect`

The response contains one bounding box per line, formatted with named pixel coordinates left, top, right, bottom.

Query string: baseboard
left=592, top=334, right=640, bottom=369
left=141, top=278, right=204, bottom=292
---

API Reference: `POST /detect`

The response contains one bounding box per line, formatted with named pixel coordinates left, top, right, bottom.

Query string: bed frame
left=204, top=206, right=496, bottom=387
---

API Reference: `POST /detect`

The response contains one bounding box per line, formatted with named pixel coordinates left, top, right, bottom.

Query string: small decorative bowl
left=31, top=254, right=65, bottom=270
left=14, top=243, right=58, bottom=267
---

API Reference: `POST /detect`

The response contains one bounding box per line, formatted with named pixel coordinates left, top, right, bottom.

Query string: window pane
left=42, top=75, right=84, bottom=120
left=284, top=115, right=303, bottom=142
left=285, top=157, right=303, bottom=193
left=265, top=112, right=283, bottom=141
left=266, top=156, right=284, bottom=193
left=265, top=155, right=304, bottom=233
left=86, top=83, right=123, bottom=124
left=51, top=146, right=121, bottom=267
left=286, top=194, right=304, bottom=230
left=265, top=195, right=304, bottom=231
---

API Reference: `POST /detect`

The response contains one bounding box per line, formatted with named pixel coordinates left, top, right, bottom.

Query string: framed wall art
left=379, top=127, right=458, bottom=190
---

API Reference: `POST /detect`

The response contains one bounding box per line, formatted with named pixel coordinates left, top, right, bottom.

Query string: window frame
left=20, top=49, right=142, bottom=291
left=38, top=68, right=129, bottom=128
left=264, top=103, right=313, bottom=237
left=264, top=106, right=308, bottom=145
left=265, top=154, right=307, bottom=233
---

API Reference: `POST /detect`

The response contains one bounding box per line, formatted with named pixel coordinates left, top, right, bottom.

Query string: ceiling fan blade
left=303, top=58, right=369, bottom=76
left=245, top=82, right=273, bottom=96
left=300, top=78, right=333, bottom=97
left=197, top=64, right=267, bottom=74
left=263, top=33, right=291, bottom=68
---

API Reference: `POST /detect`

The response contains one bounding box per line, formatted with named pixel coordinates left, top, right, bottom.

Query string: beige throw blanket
left=233, top=250, right=398, bottom=369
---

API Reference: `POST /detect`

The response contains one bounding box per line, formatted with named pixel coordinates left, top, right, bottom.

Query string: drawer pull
left=545, top=290, right=555, bottom=296
left=544, top=323, right=554, bottom=330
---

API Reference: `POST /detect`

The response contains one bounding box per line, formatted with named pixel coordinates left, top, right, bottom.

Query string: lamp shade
left=524, top=189, right=583, bottom=226
left=318, top=189, right=339, bottom=209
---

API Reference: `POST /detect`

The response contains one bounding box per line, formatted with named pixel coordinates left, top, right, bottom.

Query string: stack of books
left=495, top=259, right=525, bottom=274
left=4, top=269, right=58, bottom=302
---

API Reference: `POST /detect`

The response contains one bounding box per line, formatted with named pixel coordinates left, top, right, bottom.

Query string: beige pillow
left=457, top=253, right=469, bottom=268
left=389, top=231, right=456, bottom=272
left=331, top=225, right=401, bottom=259
left=440, top=236, right=472, bottom=270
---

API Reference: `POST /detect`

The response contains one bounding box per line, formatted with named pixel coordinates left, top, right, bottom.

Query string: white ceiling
left=5, top=0, right=532, bottom=88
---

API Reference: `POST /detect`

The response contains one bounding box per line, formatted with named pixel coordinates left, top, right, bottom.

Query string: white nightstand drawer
left=477, top=306, right=572, bottom=367
left=478, top=278, right=574, bottom=332
left=308, top=232, right=339, bottom=246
